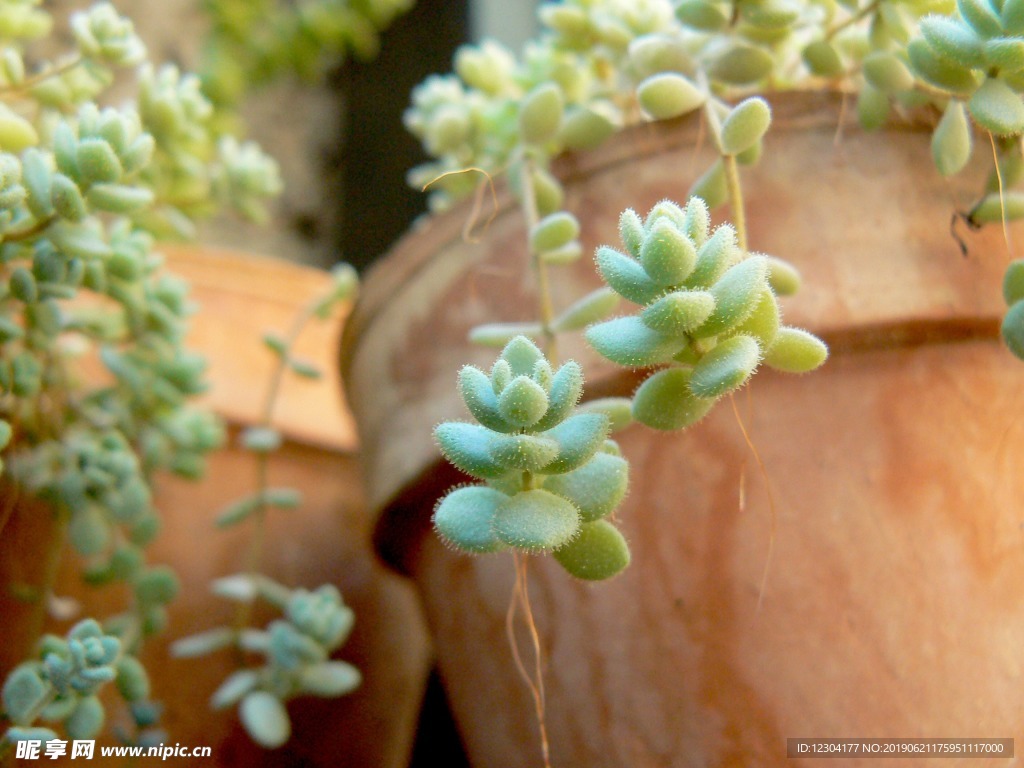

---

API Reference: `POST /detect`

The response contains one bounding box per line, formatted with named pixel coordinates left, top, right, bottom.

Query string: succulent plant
left=434, top=336, right=631, bottom=581
left=589, top=197, right=828, bottom=429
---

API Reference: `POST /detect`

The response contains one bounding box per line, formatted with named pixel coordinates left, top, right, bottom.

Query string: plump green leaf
left=560, top=104, right=618, bottom=151
left=586, top=315, right=688, bottom=367
left=640, top=219, right=698, bottom=286
left=1003, top=298, right=1024, bottom=358
left=731, top=288, right=780, bottom=349
left=544, top=451, right=628, bottom=522
left=489, top=433, right=561, bottom=471
left=519, top=82, right=564, bottom=144
left=2, top=666, right=49, bottom=724
left=958, top=0, right=1003, bottom=38
left=1004, top=0, right=1024, bottom=34
left=764, top=327, right=829, bottom=372
left=690, top=334, right=761, bottom=397
left=65, top=696, right=104, bottom=740
left=631, top=367, right=716, bottom=430
left=636, top=73, right=705, bottom=119
left=469, top=322, right=543, bottom=347
left=618, top=209, right=644, bottom=257
left=539, top=412, right=609, bottom=473
left=857, top=84, right=890, bottom=130
left=764, top=255, right=801, bottom=295
left=694, top=256, right=768, bottom=338
left=708, top=44, right=774, bottom=84
left=298, top=662, right=361, bottom=697
left=501, top=336, right=544, bottom=376
left=1003, top=259, right=1024, bottom=304
left=210, top=670, right=258, bottom=710
left=802, top=40, right=844, bottom=77
left=493, top=489, right=581, bottom=552
left=497, top=376, right=549, bottom=428
left=115, top=656, right=150, bottom=703
left=552, top=287, right=619, bottom=332
left=688, top=159, right=728, bottom=209
left=919, top=16, right=986, bottom=68
left=907, top=38, right=982, bottom=95
left=533, top=361, right=583, bottom=431
left=433, top=485, right=508, bottom=553
left=984, top=37, right=1024, bottom=71
left=932, top=100, right=973, bottom=176
left=719, top=97, right=772, bottom=155
left=540, top=243, right=583, bottom=264
left=676, top=0, right=729, bottom=31
left=969, top=78, right=1024, bottom=135
left=554, top=520, right=631, bottom=580
left=641, top=290, right=715, bottom=335
left=863, top=52, right=917, bottom=93
left=531, top=211, right=579, bottom=253
left=969, top=190, right=1024, bottom=222
left=682, top=197, right=711, bottom=246
left=459, top=365, right=510, bottom=431
left=595, top=246, right=664, bottom=305
left=434, top=422, right=506, bottom=478
left=171, top=627, right=235, bottom=659
left=686, top=224, right=739, bottom=287
left=576, top=398, right=633, bottom=432
left=240, top=691, right=291, bottom=749
left=629, top=34, right=694, bottom=79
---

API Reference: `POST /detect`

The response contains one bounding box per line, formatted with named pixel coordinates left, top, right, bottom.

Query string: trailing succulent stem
left=170, top=267, right=361, bottom=750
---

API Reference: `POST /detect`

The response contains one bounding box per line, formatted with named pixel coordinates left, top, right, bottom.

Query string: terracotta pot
left=341, top=91, right=1024, bottom=766
left=0, top=247, right=431, bottom=768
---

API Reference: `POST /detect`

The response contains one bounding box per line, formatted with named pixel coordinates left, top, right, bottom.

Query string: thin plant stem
left=0, top=57, right=83, bottom=98
left=518, top=154, right=558, bottom=362
left=825, top=0, right=881, bottom=41
left=232, top=293, right=331, bottom=636
left=723, top=154, right=748, bottom=252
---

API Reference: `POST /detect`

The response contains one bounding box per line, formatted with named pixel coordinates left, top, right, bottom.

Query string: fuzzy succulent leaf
left=553, top=520, right=631, bottom=580
left=764, top=327, right=829, bottom=372
left=434, top=485, right=508, bottom=553
left=641, top=290, right=716, bottom=336
left=539, top=412, right=610, bottom=474
left=532, top=360, right=583, bottom=431
left=297, top=662, right=362, bottom=698
left=586, top=315, right=688, bottom=366
left=693, top=256, right=769, bottom=338
left=969, top=78, right=1024, bottom=135
left=640, top=219, right=698, bottom=286
left=493, top=489, right=581, bottom=552
left=543, top=450, right=628, bottom=522
left=459, top=365, right=511, bottom=432
left=631, top=367, right=716, bottom=430
left=434, top=422, right=507, bottom=479
left=240, top=692, right=290, bottom=750
left=689, top=334, right=762, bottom=397
left=595, top=246, right=664, bottom=305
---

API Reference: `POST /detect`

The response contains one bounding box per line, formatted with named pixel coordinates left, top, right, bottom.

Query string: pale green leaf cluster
left=171, top=581, right=360, bottom=749
left=588, top=198, right=827, bottom=430
left=199, top=0, right=415, bottom=116
left=2, top=619, right=161, bottom=748
left=433, top=337, right=631, bottom=581
left=0, top=1, right=290, bottom=755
